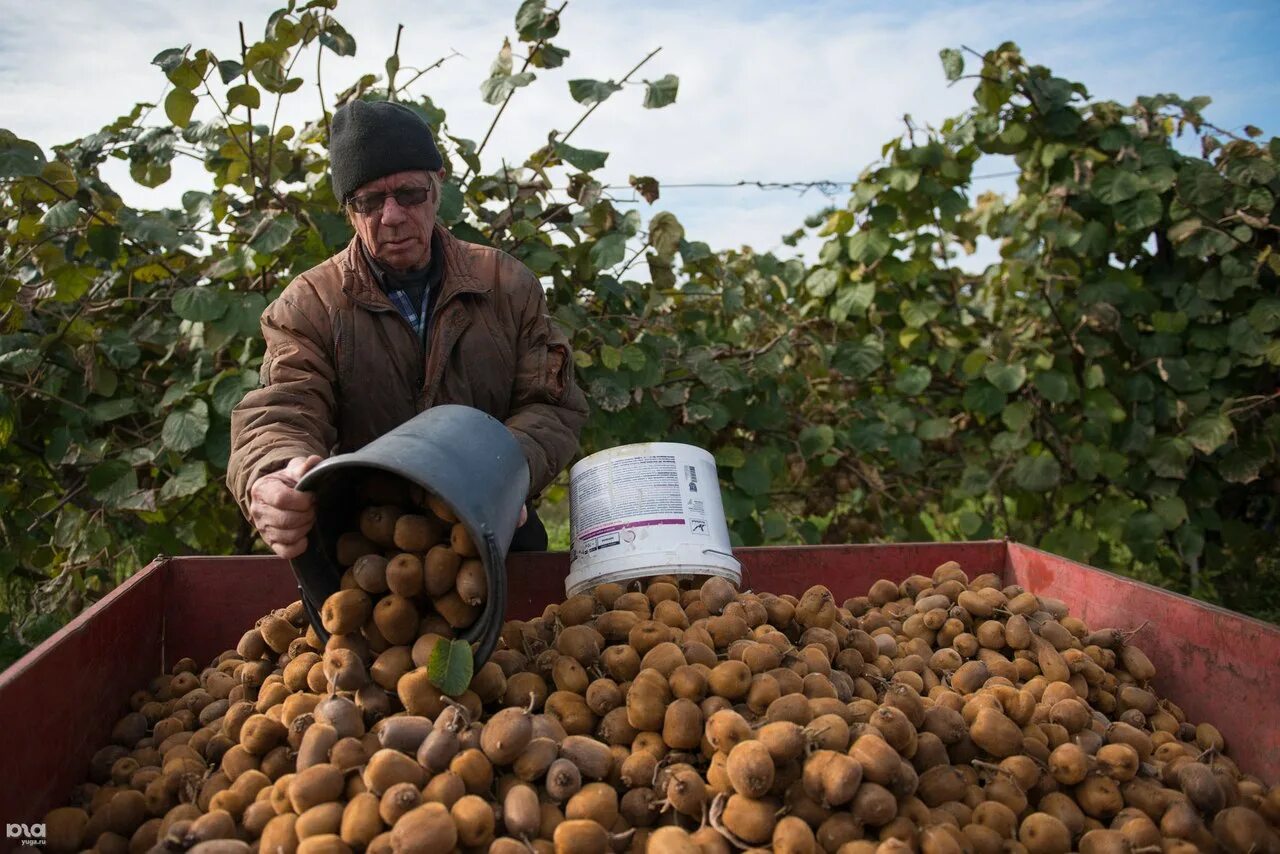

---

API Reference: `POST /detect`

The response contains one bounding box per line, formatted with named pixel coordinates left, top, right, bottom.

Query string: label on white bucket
left=567, top=443, right=740, bottom=595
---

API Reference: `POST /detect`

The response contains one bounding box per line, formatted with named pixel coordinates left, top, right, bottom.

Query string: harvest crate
left=1, top=541, right=1276, bottom=825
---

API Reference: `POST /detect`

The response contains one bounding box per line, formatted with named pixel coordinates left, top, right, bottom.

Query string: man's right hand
left=248, top=455, right=323, bottom=559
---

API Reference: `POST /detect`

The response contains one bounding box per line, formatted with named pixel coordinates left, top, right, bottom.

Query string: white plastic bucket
left=566, top=442, right=742, bottom=596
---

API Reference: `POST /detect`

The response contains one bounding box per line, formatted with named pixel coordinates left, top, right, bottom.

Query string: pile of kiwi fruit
left=38, top=482, right=1280, bottom=853
left=327, top=472, right=490, bottom=645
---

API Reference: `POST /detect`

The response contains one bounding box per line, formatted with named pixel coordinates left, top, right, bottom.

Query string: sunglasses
left=346, top=185, right=433, bottom=215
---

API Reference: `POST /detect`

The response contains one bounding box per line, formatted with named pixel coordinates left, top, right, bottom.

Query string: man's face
left=347, top=169, right=442, bottom=272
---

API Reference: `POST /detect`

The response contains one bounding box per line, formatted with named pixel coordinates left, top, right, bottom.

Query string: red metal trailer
left=0, top=541, right=1276, bottom=826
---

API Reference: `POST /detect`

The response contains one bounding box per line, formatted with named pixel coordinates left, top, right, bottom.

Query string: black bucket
left=291, top=405, right=529, bottom=667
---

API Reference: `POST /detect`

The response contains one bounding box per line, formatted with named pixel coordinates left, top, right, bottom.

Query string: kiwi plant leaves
left=0, top=8, right=1278, bottom=668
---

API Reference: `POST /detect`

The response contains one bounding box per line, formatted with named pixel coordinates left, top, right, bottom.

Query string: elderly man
left=228, top=99, right=588, bottom=558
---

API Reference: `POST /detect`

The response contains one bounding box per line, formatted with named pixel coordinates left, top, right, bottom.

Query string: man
left=228, top=99, right=588, bottom=559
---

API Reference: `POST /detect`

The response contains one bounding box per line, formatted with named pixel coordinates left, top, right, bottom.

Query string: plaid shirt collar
left=359, top=236, right=443, bottom=342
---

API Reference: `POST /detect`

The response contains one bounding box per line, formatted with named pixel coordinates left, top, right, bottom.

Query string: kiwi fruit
left=42, top=558, right=1280, bottom=854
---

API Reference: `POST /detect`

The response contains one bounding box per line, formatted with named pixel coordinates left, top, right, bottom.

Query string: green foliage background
left=1, top=2, right=1277, bottom=666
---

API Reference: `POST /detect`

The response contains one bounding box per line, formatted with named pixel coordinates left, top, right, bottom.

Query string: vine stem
left=461, top=1, right=569, bottom=185
left=239, top=22, right=256, bottom=207
left=388, top=24, right=404, bottom=99
left=316, top=14, right=329, bottom=138
left=553, top=46, right=660, bottom=155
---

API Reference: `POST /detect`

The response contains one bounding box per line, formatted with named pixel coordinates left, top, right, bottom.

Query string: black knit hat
left=329, top=100, right=444, bottom=202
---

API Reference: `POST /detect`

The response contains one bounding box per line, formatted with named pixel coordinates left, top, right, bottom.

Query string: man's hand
left=519, top=504, right=528, bottom=527
left=249, top=455, right=323, bottom=559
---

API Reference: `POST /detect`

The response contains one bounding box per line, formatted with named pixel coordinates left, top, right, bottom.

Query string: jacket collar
left=338, top=224, right=490, bottom=309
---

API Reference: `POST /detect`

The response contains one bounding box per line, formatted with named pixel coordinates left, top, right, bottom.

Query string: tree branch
left=461, top=1, right=568, bottom=185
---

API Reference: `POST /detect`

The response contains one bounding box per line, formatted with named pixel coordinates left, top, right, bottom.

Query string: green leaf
left=167, top=59, right=202, bottom=91
left=1000, top=401, right=1034, bottom=432
left=0, top=349, right=42, bottom=373
left=831, top=282, right=875, bottom=321
left=832, top=343, right=882, bottom=379
left=319, top=20, right=357, bottom=56
left=1124, top=512, right=1163, bottom=548
left=249, top=213, right=299, bottom=254
left=1070, top=443, right=1101, bottom=480
left=1219, top=447, right=1266, bottom=484
left=159, top=461, right=208, bottom=502
left=151, top=47, right=186, bottom=73
left=642, top=74, right=679, bottom=109
left=733, top=455, right=772, bottom=497
left=164, top=89, right=198, bottom=127
left=1115, top=191, right=1162, bottom=231
left=715, top=447, right=746, bottom=469
left=1183, top=413, right=1232, bottom=455
left=211, top=371, right=258, bottom=417
left=162, top=400, right=210, bottom=453
left=846, top=229, right=892, bottom=265
left=893, top=365, right=932, bottom=395
left=1147, top=437, right=1192, bottom=479
left=799, top=425, right=835, bottom=458
left=89, top=397, right=138, bottom=423
left=555, top=141, right=608, bottom=172
left=515, top=0, right=559, bottom=41
left=0, top=130, right=47, bottom=178
left=963, top=383, right=1006, bottom=417
left=568, top=78, right=622, bottom=106
left=983, top=362, right=1027, bottom=393
left=917, top=417, right=954, bottom=441
left=480, top=72, right=536, bottom=105
left=1092, top=168, right=1141, bottom=204
left=427, top=638, right=474, bottom=698
left=41, top=199, right=80, bottom=229
left=600, top=345, right=622, bottom=371
left=1152, top=496, right=1188, bottom=530
left=437, top=181, right=464, bottom=225
left=217, top=60, right=243, bottom=84
left=648, top=212, right=684, bottom=259
left=172, top=287, right=228, bottom=322
left=227, top=84, right=261, bottom=110
left=805, top=268, right=840, bottom=298
left=900, top=300, right=940, bottom=329
left=1247, top=298, right=1280, bottom=333
left=588, top=232, right=626, bottom=269
left=88, top=460, right=145, bottom=509
left=530, top=44, right=570, bottom=69
left=620, top=345, right=646, bottom=372
left=218, top=291, right=268, bottom=339
left=1012, top=453, right=1061, bottom=492
left=939, top=48, right=964, bottom=82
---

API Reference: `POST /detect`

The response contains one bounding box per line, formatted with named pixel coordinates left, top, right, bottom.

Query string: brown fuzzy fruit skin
left=726, top=740, right=776, bottom=799
left=721, top=793, right=779, bottom=845
left=390, top=803, right=457, bottom=854
left=552, top=819, right=609, bottom=854
left=648, top=826, right=701, bottom=854
left=481, top=707, right=533, bottom=765
left=1019, top=812, right=1072, bottom=854
left=44, top=562, right=1280, bottom=854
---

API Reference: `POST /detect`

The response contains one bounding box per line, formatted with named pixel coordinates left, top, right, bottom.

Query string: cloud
left=1, top=0, right=1275, bottom=266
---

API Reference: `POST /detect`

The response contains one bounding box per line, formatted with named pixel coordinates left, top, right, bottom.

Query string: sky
left=1, top=0, right=1277, bottom=265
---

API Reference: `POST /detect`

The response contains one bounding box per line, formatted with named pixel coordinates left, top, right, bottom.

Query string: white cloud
left=1, top=0, right=1274, bottom=266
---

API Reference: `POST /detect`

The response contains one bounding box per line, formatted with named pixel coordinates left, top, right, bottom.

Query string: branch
left=554, top=46, right=660, bottom=153
left=392, top=50, right=463, bottom=96
left=316, top=16, right=330, bottom=139
left=461, top=1, right=568, bottom=184
left=239, top=22, right=256, bottom=207
left=388, top=24, right=404, bottom=100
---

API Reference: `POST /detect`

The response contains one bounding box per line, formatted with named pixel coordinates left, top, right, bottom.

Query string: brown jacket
left=227, top=226, right=588, bottom=518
